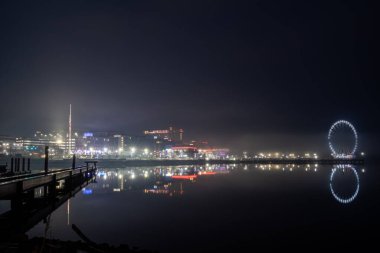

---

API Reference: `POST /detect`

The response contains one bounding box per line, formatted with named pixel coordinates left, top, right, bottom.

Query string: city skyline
left=0, top=103, right=372, bottom=155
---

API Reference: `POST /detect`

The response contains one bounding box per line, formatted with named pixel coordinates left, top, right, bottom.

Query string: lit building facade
left=15, top=131, right=71, bottom=158
left=144, top=126, right=184, bottom=143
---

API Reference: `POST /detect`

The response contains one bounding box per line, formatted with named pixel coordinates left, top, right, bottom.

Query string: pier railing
left=0, top=162, right=97, bottom=200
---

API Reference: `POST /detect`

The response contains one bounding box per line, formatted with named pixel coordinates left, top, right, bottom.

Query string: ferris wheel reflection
left=329, top=165, right=360, bottom=204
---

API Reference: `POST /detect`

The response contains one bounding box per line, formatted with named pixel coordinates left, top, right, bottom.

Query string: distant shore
left=50, top=158, right=365, bottom=167
left=1, top=157, right=365, bottom=171
left=98, top=158, right=365, bottom=166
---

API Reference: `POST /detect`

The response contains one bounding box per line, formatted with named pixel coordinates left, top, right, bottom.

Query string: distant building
left=74, top=132, right=126, bottom=158
left=112, top=134, right=125, bottom=152
left=15, top=131, right=69, bottom=158
left=0, top=135, right=18, bottom=156
left=144, top=126, right=183, bottom=143
left=160, top=146, right=198, bottom=159
left=198, top=148, right=230, bottom=159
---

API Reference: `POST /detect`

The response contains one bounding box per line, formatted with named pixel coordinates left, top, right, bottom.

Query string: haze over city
left=0, top=1, right=378, bottom=155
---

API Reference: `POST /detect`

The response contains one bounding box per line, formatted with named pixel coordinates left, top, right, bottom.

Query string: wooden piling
left=16, top=158, right=19, bottom=173
left=44, top=146, right=49, bottom=175
left=72, top=154, right=76, bottom=169
left=43, top=146, right=49, bottom=196
left=10, top=158, right=14, bottom=173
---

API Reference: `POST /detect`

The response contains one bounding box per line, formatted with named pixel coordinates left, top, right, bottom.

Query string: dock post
left=72, top=154, right=76, bottom=169
left=16, top=158, right=19, bottom=173
left=22, top=158, right=25, bottom=172
left=27, top=158, right=31, bottom=171
left=44, top=146, right=49, bottom=197
left=10, top=157, right=14, bottom=173
left=44, top=146, right=49, bottom=175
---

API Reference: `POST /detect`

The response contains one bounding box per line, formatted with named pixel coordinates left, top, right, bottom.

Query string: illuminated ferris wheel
left=328, top=120, right=358, bottom=158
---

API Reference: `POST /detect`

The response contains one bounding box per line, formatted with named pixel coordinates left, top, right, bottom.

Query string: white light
left=144, top=148, right=149, bottom=155
left=130, top=147, right=136, bottom=154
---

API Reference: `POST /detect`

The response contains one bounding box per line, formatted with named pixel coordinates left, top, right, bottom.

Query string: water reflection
left=253, top=163, right=320, bottom=172
left=21, top=163, right=372, bottom=252
left=89, top=164, right=234, bottom=196
left=84, top=163, right=364, bottom=204
left=329, top=165, right=360, bottom=204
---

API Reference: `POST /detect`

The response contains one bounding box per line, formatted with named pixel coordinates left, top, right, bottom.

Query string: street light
left=130, top=147, right=136, bottom=158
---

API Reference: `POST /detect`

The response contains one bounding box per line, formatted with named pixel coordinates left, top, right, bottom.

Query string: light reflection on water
left=25, top=163, right=376, bottom=252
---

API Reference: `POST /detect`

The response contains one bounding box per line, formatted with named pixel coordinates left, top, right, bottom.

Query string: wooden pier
left=0, top=175, right=95, bottom=243
left=0, top=161, right=97, bottom=202
left=0, top=148, right=98, bottom=244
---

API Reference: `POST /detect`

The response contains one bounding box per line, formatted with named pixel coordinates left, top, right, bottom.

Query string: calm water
left=24, top=163, right=379, bottom=252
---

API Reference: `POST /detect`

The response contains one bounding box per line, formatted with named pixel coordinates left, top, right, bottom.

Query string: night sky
left=0, top=1, right=378, bottom=154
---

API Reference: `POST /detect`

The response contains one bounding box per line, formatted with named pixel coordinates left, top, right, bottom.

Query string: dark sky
left=0, top=0, right=378, bottom=154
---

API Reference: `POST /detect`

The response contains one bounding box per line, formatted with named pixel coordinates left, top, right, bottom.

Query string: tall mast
left=68, top=104, right=72, bottom=155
